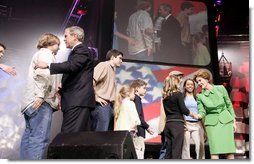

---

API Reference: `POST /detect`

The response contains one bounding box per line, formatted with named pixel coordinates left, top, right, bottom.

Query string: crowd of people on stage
left=0, top=25, right=236, bottom=159
left=0, top=1, right=236, bottom=160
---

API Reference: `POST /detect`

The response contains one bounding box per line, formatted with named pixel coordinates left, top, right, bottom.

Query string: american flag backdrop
left=0, top=60, right=248, bottom=159
left=115, top=61, right=204, bottom=143
left=115, top=61, right=249, bottom=157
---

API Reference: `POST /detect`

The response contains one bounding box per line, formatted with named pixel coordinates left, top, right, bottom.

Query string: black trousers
left=61, top=106, right=93, bottom=133
left=164, top=121, right=185, bottom=159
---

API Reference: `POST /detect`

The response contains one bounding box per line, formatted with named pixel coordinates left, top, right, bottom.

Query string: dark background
left=0, top=0, right=249, bottom=46
left=0, top=0, right=114, bottom=61
left=219, top=0, right=249, bottom=35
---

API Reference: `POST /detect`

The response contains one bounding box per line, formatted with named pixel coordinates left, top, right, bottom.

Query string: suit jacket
left=133, top=95, right=149, bottom=138
left=50, top=44, right=95, bottom=110
left=159, top=15, right=183, bottom=61
left=196, top=85, right=236, bottom=126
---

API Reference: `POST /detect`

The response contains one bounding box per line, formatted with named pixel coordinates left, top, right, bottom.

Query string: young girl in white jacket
left=114, top=85, right=141, bottom=133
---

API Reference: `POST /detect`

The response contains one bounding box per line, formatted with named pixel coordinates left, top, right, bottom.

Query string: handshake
left=189, top=112, right=201, bottom=120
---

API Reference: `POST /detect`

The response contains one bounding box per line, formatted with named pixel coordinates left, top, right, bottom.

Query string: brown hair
left=106, top=49, right=123, bottom=60
left=136, top=0, right=151, bottom=10
left=0, top=43, right=6, bottom=50
left=181, top=1, right=194, bottom=10
left=183, top=78, right=196, bottom=99
left=37, top=33, right=60, bottom=49
left=193, top=69, right=211, bottom=82
left=130, top=79, right=147, bottom=91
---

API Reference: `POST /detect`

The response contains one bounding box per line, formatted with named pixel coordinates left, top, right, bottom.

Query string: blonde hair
left=37, top=33, right=60, bottom=49
left=162, top=75, right=180, bottom=99
left=114, top=85, right=134, bottom=121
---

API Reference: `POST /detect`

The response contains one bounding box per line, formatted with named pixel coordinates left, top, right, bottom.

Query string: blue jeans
left=159, top=142, right=167, bottom=159
left=20, top=102, right=53, bottom=159
left=159, top=132, right=166, bottom=159
left=91, top=103, right=114, bottom=131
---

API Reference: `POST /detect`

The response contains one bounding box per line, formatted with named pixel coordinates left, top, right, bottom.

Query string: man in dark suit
left=156, top=3, right=183, bottom=63
left=36, top=26, right=95, bottom=133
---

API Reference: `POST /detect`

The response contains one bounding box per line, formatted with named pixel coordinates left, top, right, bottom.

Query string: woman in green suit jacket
left=194, top=69, right=236, bottom=159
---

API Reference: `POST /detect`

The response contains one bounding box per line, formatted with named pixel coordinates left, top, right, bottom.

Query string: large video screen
left=113, top=0, right=210, bottom=66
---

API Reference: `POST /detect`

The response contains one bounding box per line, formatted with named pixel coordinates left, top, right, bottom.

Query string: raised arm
left=0, top=63, right=16, bottom=76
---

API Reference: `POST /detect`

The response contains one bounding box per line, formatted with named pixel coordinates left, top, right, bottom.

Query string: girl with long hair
left=114, top=85, right=140, bottom=134
left=181, top=79, right=205, bottom=159
left=162, top=75, right=197, bottom=159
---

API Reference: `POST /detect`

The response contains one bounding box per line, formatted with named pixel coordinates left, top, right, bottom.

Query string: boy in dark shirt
left=130, top=79, right=154, bottom=159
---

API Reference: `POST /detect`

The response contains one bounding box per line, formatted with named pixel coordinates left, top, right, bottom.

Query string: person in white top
left=20, top=33, right=61, bottom=159
left=114, top=85, right=140, bottom=132
left=126, top=0, right=154, bottom=61
left=114, top=85, right=141, bottom=158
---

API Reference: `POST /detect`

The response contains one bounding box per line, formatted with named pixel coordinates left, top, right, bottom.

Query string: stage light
left=215, top=0, right=222, bottom=5
left=77, top=9, right=87, bottom=15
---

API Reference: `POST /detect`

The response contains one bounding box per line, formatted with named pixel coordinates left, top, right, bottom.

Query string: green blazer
left=196, top=85, right=236, bottom=126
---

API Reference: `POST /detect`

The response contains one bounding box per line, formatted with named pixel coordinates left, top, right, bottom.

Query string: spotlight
left=77, top=9, right=87, bottom=15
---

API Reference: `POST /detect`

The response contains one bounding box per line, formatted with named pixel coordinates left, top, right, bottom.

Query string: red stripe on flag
left=145, top=135, right=161, bottom=143
left=144, top=101, right=161, bottom=121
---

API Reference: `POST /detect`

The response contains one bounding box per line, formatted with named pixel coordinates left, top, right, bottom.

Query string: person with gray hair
left=0, top=43, right=16, bottom=76
left=35, top=26, right=95, bottom=133
left=156, top=3, right=183, bottom=63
